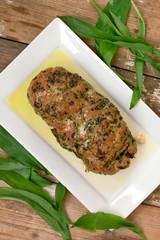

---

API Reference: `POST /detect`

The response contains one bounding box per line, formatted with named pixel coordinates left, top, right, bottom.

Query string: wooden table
left=0, top=1, right=160, bottom=239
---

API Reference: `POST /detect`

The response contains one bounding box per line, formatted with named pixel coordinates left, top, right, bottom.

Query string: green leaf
left=95, top=0, right=131, bottom=66
left=90, top=0, right=121, bottom=36
left=96, top=0, right=131, bottom=29
left=0, top=188, right=59, bottom=221
left=96, top=42, right=117, bottom=67
left=0, top=188, right=70, bottom=239
left=130, top=53, right=144, bottom=109
left=0, top=126, right=46, bottom=170
left=30, top=169, right=52, bottom=187
left=91, top=0, right=121, bottom=67
left=105, top=1, right=145, bottom=108
left=109, top=10, right=130, bottom=37
left=131, top=0, right=145, bottom=39
left=130, top=85, right=141, bottom=109
left=59, top=16, right=108, bottom=39
left=74, top=212, right=146, bottom=240
left=130, top=1, right=145, bottom=108
left=0, top=125, right=51, bottom=186
left=55, top=183, right=71, bottom=225
left=55, top=182, right=66, bottom=208
left=0, top=156, right=51, bottom=187
left=60, top=16, right=160, bottom=57
left=137, top=55, right=160, bottom=73
left=0, top=157, right=31, bottom=178
left=0, top=170, right=55, bottom=207
left=129, top=52, right=144, bottom=109
left=107, top=39, right=159, bottom=56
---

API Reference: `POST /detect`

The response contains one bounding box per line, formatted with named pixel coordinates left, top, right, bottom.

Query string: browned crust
left=27, top=67, right=137, bottom=175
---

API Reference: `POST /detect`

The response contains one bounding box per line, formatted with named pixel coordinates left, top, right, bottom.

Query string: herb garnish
left=59, top=0, right=160, bottom=108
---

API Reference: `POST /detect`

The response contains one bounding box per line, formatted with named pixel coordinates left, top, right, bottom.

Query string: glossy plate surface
left=0, top=18, right=160, bottom=217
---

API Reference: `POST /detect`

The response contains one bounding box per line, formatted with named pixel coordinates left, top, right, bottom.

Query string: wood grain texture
left=0, top=38, right=26, bottom=71
left=0, top=0, right=160, bottom=239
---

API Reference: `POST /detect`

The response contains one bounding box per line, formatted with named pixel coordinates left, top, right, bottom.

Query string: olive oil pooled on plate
left=7, top=47, right=158, bottom=192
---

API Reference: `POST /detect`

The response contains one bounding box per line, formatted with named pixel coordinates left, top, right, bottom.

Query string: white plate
left=0, top=18, right=160, bottom=218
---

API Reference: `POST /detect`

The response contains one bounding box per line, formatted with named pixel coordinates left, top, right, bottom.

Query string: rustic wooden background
left=0, top=0, right=160, bottom=239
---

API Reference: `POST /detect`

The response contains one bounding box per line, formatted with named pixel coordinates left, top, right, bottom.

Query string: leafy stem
left=59, top=0, right=160, bottom=108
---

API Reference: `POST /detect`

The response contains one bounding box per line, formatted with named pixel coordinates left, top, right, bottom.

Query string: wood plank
left=0, top=38, right=26, bottom=71
left=1, top=0, right=160, bottom=78
left=144, top=186, right=160, bottom=207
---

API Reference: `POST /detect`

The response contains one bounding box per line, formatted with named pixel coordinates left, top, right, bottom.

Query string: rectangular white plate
left=0, top=18, right=160, bottom=218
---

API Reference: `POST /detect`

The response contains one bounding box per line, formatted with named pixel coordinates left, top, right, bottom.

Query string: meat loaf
left=27, top=66, right=137, bottom=175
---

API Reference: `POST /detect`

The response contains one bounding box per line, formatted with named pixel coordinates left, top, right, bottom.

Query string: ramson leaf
left=74, top=212, right=146, bottom=240
left=0, top=188, right=70, bottom=239
left=95, top=0, right=131, bottom=66
left=0, top=170, right=55, bottom=207
left=0, top=126, right=46, bottom=170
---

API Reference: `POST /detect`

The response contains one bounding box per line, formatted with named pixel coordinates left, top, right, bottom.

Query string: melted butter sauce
left=7, top=48, right=158, bottom=193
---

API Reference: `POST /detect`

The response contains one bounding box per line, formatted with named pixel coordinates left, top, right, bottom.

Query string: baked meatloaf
left=27, top=66, right=137, bottom=175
